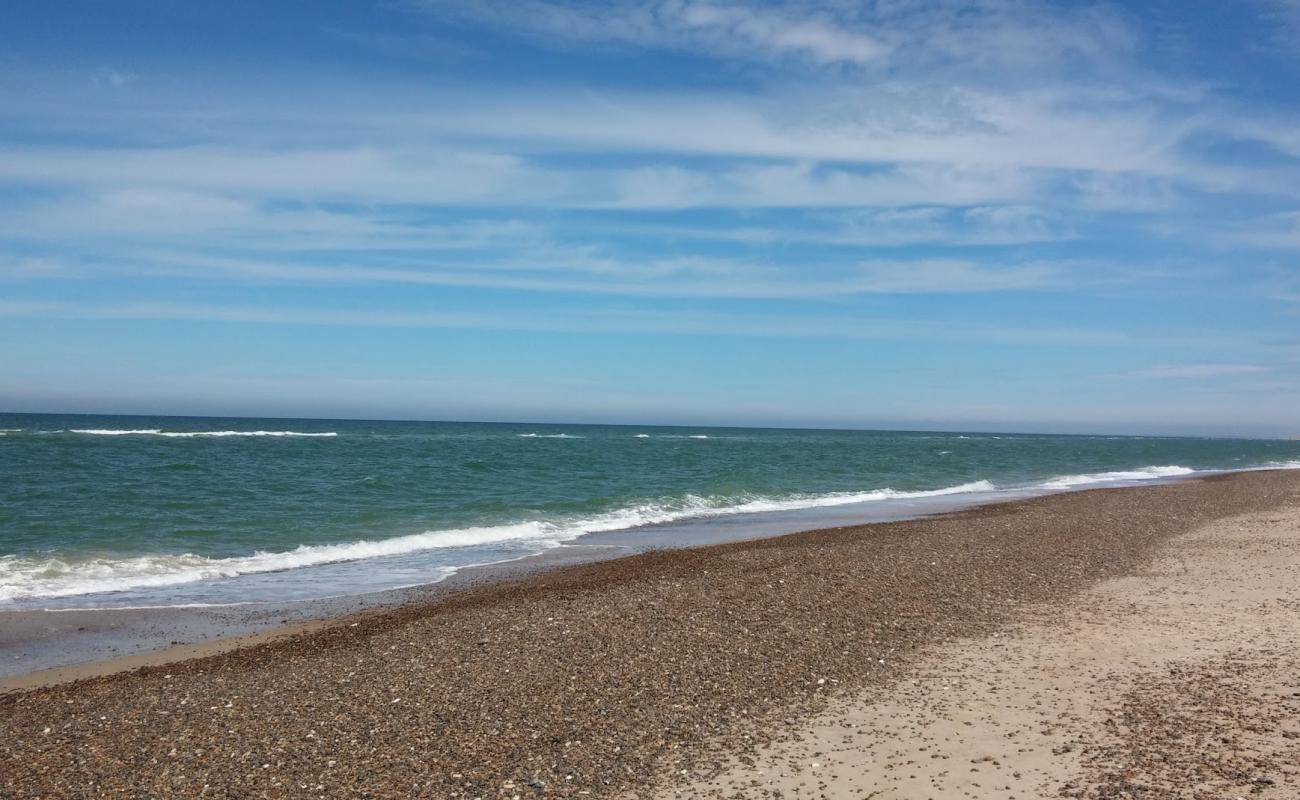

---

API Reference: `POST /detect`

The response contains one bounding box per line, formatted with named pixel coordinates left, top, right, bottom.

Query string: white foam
left=0, top=479, right=999, bottom=603
left=69, top=429, right=337, bottom=438
left=1035, top=465, right=1197, bottom=490
left=656, top=434, right=729, bottom=440
left=706, top=481, right=999, bottom=515
left=634, top=434, right=651, bottom=438
left=1260, top=459, right=1300, bottom=470
left=517, top=433, right=583, bottom=439
left=0, top=522, right=554, bottom=603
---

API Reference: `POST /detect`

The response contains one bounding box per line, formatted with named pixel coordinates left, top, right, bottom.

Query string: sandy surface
left=2, top=472, right=1297, bottom=799
left=670, top=486, right=1300, bottom=798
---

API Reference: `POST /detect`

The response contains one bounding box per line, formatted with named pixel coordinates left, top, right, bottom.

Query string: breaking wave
left=67, top=429, right=338, bottom=438
left=0, top=480, right=997, bottom=603
left=1034, top=465, right=1197, bottom=489
left=517, top=433, right=583, bottom=439
left=4, top=460, right=1274, bottom=605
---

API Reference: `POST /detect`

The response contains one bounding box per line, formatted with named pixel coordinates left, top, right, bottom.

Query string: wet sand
left=2, top=471, right=1297, bottom=798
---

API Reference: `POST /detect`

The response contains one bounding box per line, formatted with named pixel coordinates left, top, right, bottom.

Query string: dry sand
left=670, top=485, right=1300, bottom=799
left=2, top=472, right=1297, bottom=799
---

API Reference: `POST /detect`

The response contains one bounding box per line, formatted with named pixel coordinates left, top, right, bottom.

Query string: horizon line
left=0, top=408, right=1289, bottom=442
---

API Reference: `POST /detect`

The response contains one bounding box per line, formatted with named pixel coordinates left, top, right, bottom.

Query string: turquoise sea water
left=2, top=413, right=1298, bottom=609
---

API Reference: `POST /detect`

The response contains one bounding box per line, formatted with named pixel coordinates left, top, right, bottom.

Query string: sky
left=2, top=0, right=1299, bottom=436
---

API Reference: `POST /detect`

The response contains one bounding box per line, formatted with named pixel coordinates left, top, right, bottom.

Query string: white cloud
left=827, top=204, right=1072, bottom=245
left=619, top=204, right=1073, bottom=247
left=410, top=85, right=1197, bottom=176
left=0, top=256, right=75, bottom=280
left=1220, top=211, right=1300, bottom=250
left=4, top=72, right=1285, bottom=218
left=418, top=0, right=1138, bottom=75
left=0, top=299, right=61, bottom=314
left=611, top=160, right=1043, bottom=208
left=0, top=147, right=549, bottom=206
left=22, top=246, right=1096, bottom=299
left=1128, top=363, right=1271, bottom=379
left=0, top=145, right=1053, bottom=212
left=0, top=296, right=1131, bottom=345
left=673, top=2, right=888, bottom=65
left=0, top=190, right=559, bottom=252
left=1068, top=171, right=1181, bottom=212
left=846, top=259, right=1063, bottom=293
left=1258, top=0, right=1300, bottom=52
left=421, top=0, right=889, bottom=66
left=0, top=134, right=1213, bottom=214
left=91, top=68, right=136, bottom=89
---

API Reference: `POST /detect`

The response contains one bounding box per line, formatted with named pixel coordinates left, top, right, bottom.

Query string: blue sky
left=2, top=0, right=1299, bottom=435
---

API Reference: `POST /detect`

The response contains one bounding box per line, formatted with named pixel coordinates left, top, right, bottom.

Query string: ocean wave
left=0, top=521, right=557, bottom=603
left=0, top=463, right=1243, bottom=605
left=68, top=429, right=338, bottom=438
left=1034, top=465, right=1197, bottom=489
left=0, top=480, right=998, bottom=603
left=1258, top=459, right=1300, bottom=470
left=517, top=433, right=583, bottom=439
left=705, top=481, right=997, bottom=515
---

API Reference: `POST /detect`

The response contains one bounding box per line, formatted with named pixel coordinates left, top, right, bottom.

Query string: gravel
left=3, top=471, right=1297, bottom=799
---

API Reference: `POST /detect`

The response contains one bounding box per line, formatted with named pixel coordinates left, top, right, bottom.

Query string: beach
left=2, top=470, right=1298, bottom=798
left=8, top=1, right=1300, bottom=797
left=672, top=474, right=1300, bottom=798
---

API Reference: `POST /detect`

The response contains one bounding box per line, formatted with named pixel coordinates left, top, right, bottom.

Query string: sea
left=3, top=413, right=1298, bottom=612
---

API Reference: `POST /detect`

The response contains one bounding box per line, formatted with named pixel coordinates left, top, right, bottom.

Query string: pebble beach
left=3, top=470, right=1299, bottom=798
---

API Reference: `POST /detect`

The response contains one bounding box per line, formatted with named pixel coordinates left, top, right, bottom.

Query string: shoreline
left=0, top=474, right=1175, bottom=691
left=0, top=471, right=1213, bottom=685
left=0, top=541, right=633, bottom=693
left=3, top=470, right=1297, bottom=798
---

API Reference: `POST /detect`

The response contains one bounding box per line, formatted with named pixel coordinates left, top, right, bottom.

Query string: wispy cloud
left=1220, top=210, right=1300, bottom=250
left=17, top=246, right=1108, bottom=299
left=826, top=205, right=1074, bottom=245
left=417, top=0, right=1137, bottom=75
left=2, top=75, right=1292, bottom=223
left=419, top=0, right=889, bottom=67
left=3, top=0, right=1300, bottom=431
left=567, top=205, right=1073, bottom=248
left=1258, top=0, right=1300, bottom=53
left=0, top=296, right=1134, bottom=345
left=0, top=256, right=75, bottom=280
left=1125, top=363, right=1272, bottom=379
left=90, top=67, right=136, bottom=89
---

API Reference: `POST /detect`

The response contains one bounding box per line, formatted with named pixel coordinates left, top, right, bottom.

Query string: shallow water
left=2, top=413, right=1297, bottom=609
